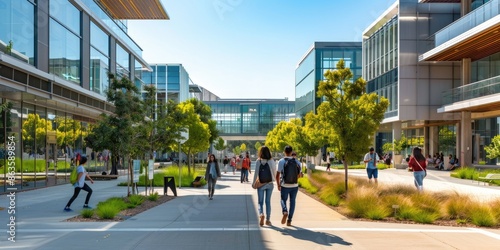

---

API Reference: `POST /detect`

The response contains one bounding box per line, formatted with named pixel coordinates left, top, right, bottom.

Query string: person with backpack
left=64, top=156, right=94, bottom=211
left=276, top=145, right=302, bottom=226
left=252, top=146, right=276, bottom=226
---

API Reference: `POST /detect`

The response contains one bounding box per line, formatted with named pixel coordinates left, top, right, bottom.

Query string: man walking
left=276, top=145, right=302, bottom=226
left=363, top=147, right=380, bottom=184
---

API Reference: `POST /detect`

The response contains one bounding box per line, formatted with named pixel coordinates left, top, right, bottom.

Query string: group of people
left=426, top=152, right=459, bottom=171
left=204, top=145, right=303, bottom=227
left=364, top=147, right=428, bottom=192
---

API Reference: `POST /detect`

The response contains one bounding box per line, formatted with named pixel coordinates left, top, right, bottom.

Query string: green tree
left=240, top=143, right=247, bottom=153
left=214, top=137, right=227, bottom=163
left=317, top=60, right=389, bottom=191
left=265, top=120, right=298, bottom=154
left=178, top=101, right=211, bottom=174
left=233, top=146, right=242, bottom=156
left=254, top=141, right=262, bottom=154
left=485, top=135, right=500, bottom=160
left=299, top=112, right=329, bottom=159
left=22, top=114, right=53, bottom=153
left=55, top=117, right=86, bottom=149
left=85, top=74, right=144, bottom=178
left=185, top=98, right=219, bottom=144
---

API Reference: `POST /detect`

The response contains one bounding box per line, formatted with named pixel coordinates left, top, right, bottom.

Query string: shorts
left=366, top=168, right=378, bottom=179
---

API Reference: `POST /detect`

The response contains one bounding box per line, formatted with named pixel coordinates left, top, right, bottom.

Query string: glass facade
left=0, top=0, right=35, bottom=64
left=472, top=117, right=500, bottom=165
left=363, top=16, right=398, bottom=118
left=116, top=43, right=130, bottom=77
left=141, top=64, right=190, bottom=104
left=90, top=22, right=109, bottom=95
left=207, top=101, right=295, bottom=136
left=295, top=42, right=362, bottom=118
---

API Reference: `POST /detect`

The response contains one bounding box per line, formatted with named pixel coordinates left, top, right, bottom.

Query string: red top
left=242, top=158, right=251, bottom=169
left=409, top=157, right=427, bottom=172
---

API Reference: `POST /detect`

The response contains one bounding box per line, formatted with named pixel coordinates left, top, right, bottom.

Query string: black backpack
left=258, top=160, right=272, bottom=183
left=282, top=158, right=299, bottom=184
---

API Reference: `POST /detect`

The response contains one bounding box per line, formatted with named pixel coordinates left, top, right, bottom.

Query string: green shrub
left=298, top=177, right=319, bottom=194
left=490, top=199, right=500, bottom=222
left=468, top=204, right=497, bottom=227
left=127, top=194, right=145, bottom=208
left=446, top=195, right=472, bottom=219
left=345, top=188, right=379, bottom=218
left=455, top=167, right=478, bottom=180
left=365, top=206, right=391, bottom=220
left=411, top=193, right=442, bottom=215
left=80, top=208, right=94, bottom=218
left=318, top=186, right=341, bottom=206
left=97, top=197, right=128, bottom=211
left=411, top=211, right=439, bottom=224
left=396, top=206, right=420, bottom=220
left=148, top=192, right=159, bottom=201
left=96, top=203, right=120, bottom=219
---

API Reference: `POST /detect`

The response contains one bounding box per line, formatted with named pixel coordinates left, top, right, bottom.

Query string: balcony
left=442, top=75, right=500, bottom=109
left=420, top=0, right=500, bottom=61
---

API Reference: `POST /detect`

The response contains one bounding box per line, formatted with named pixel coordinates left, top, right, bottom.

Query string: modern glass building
left=205, top=99, right=295, bottom=141
left=142, top=64, right=191, bottom=104
left=295, top=42, right=362, bottom=118
left=366, top=0, right=500, bottom=166
left=0, top=0, right=169, bottom=192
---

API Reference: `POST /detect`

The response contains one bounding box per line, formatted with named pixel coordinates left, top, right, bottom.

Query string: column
left=461, top=58, right=471, bottom=86
left=460, top=111, right=472, bottom=167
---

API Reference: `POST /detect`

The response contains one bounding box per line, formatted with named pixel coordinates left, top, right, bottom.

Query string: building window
left=49, top=18, right=81, bottom=85
left=0, top=0, right=35, bottom=64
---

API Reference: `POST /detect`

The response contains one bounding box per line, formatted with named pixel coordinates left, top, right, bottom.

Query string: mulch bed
left=65, top=195, right=175, bottom=222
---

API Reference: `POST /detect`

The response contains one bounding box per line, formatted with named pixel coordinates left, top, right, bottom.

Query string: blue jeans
left=413, top=170, right=426, bottom=190
left=240, top=169, right=248, bottom=183
left=207, top=175, right=217, bottom=197
left=257, top=183, right=274, bottom=220
left=280, top=186, right=299, bottom=221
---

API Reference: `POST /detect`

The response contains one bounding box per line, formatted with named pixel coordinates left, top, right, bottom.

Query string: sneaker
left=64, top=207, right=72, bottom=212
left=259, top=214, right=265, bottom=226
left=281, top=212, right=288, bottom=224
left=286, top=220, right=292, bottom=226
left=83, top=205, right=92, bottom=209
left=209, top=197, right=213, bottom=200
left=265, top=220, right=272, bottom=226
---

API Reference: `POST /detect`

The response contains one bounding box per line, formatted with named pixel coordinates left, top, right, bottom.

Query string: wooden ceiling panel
left=98, top=0, right=169, bottom=20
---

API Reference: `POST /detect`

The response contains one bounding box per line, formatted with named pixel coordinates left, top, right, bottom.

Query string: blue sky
left=128, top=0, right=394, bottom=100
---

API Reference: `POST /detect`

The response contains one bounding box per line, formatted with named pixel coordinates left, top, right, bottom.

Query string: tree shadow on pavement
left=269, top=225, right=352, bottom=247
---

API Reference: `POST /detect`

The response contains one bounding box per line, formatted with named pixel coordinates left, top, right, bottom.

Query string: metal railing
left=442, top=75, right=500, bottom=105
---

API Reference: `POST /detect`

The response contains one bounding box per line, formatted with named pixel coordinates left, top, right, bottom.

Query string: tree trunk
left=343, top=156, right=349, bottom=192
left=110, top=155, right=119, bottom=175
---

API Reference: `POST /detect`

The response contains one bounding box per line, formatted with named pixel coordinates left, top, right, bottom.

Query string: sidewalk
left=1, top=168, right=500, bottom=249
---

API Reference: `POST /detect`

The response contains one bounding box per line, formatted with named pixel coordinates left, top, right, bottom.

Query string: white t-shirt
left=74, top=165, right=86, bottom=188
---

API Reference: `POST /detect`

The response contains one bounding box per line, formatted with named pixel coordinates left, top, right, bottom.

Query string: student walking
left=408, top=147, right=427, bottom=191
left=241, top=152, right=251, bottom=183
left=205, top=154, right=221, bottom=200
left=252, top=146, right=276, bottom=226
left=230, top=156, right=237, bottom=175
left=276, top=145, right=302, bottom=226
left=223, top=156, right=229, bottom=174
left=64, top=156, right=94, bottom=211
left=363, top=147, right=380, bottom=184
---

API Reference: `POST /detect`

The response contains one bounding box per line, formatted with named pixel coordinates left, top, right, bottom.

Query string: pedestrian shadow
left=269, top=225, right=352, bottom=247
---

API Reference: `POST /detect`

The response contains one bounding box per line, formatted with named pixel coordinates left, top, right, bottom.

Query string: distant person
left=223, top=156, right=229, bottom=174
left=363, top=147, right=380, bottom=184
left=64, top=156, right=94, bottom=211
left=241, top=152, right=251, bottom=183
left=253, top=146, right=276, bottom=226
left=230, top=156, right=237, bottom=175
left=204, top=154, right=221, bottom=200
left=408, top=147, right=427, bottom=192
left=276, top=145, right=302, bottom=226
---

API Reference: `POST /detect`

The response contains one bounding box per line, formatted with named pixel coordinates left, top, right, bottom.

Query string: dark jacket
left=205, top=161, right=221, bottom=180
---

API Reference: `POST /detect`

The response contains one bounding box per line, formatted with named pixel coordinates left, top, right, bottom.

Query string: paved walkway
left=1, top=167, right=499, bottom=249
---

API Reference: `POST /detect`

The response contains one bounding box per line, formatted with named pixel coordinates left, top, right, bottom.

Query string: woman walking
left=252, top=146, right=276, bottom=226
left=205, top=154, right=221, bottom=200
left=408, top=147, right=427, bottom=192
left=64, top=156, right=94, bottom=211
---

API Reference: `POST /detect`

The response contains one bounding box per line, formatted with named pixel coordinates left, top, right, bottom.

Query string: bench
left=477, top=173, right=500, bottom=185
left=191, top=176, right=204, bottom=187
left=88, top=174, right=119, bottom=180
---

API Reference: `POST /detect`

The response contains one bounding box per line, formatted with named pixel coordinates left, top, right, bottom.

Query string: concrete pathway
left=1, top=167, right=499, bottom=249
